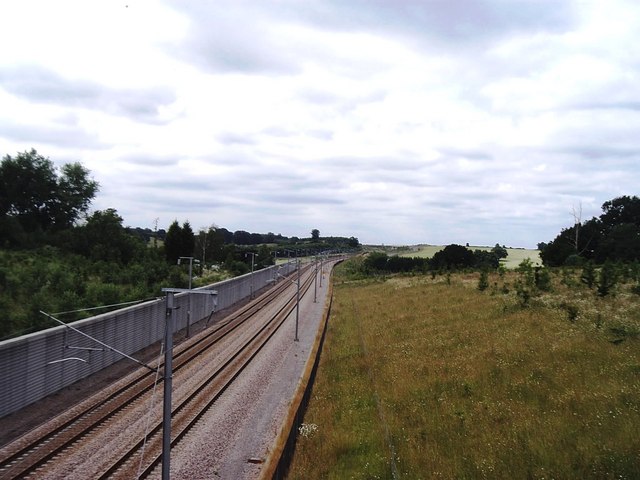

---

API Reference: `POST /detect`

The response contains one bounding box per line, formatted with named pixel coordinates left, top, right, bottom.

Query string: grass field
left=287, top=264, right=640, bottom=479
left=395, top=245, right=542, bottom=269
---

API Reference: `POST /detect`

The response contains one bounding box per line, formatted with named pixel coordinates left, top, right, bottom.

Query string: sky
left=1, top=1, right=639, bottom=248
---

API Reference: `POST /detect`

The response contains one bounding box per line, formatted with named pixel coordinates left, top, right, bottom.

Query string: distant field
left=397, top=244, right=542, bottom=269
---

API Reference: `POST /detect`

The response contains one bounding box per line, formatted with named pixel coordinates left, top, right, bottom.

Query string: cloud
left=0, top=65, right=176, bottom=123
left=163, top=2, right=304, bottom=75
left=292, top=0, right=576, bottom=47
left=0, top=118, right=105, bottom=149
left=1, top=0, right=640, bottom=247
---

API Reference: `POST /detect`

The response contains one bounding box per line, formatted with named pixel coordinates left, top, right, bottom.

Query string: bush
left=581, top=262, right=596, bottom=289
left=534, top=267, right=552, bottom=292
left=478, top=270, right=489, bottom=291
left=517, top=259, right=535, bottom=288
left=597, top=262, right=618, bottom=297
left=562, top=303, right=580, bottom=323
left=515, top=280, right=531, bottom=307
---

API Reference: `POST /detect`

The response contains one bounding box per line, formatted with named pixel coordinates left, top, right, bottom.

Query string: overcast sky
left=1, top=0, right=639, bottom=247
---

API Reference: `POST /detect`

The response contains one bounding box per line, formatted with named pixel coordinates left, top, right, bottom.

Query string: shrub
left=517, top=259, right=535, bottom=288
left=597, top=262, right=618, bottom=297
left=478, top=270, right=489, bottom=291
left=581, top=262, right=596, bottom=289
left=534, top=267, right=552, bottom=292
left=514, top=280, right=531, bottom=307
left=562, top=303, right=580, bottom=323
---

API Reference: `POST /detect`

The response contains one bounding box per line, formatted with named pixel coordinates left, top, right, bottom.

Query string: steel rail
left=99, top=266, right=317, bottom=478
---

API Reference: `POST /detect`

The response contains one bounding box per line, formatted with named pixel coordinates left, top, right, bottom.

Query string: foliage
left=597, top=261, right=618, bottom=297
left=581, top=261, right=596, bottom=289
left=0, top=244, right=175, bottom=339
left=491, top=243, right=508, bottom=259
left=256, top=244, right=274, bottom=268
left=164, top=220, right=195, bottom=263
left=364, top=251, right=390, bottom=272
left=361, top=245, right=506, bottom=276
left=431, top=244, right=476, bottom=270
left=0, top=149, right=98, bottom=246
left=477, top=269, right=489, bottom=291
left=534, top=267, right=552, bottom=292
left=0, top=148, right=362, bottom=339
left=472, top=249, right=500, bottom=269
left=514, top=279, right=532, bottom=307
left=541, top=195, right=640, bottom=266
left=181, top=221, right=195, bottom=259
left=75, top=209, right=143, bottom=264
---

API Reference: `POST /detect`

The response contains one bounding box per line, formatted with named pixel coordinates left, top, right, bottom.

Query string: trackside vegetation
left=287, top=261, right=640, bottom=479
left=0, top=150, right=360, bottom=339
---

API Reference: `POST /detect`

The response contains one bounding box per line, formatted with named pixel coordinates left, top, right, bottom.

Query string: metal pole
left=187, top=258, right=192, bottom=338
left=295, top=259, right=300, bottom=341
left=246, top=252, right=257, bottom=299
left=162, top=292, right=175, bottom=480
left=273, top=250, right=278, bottom=282
left=313, top=257, right=317, bottom=303
left=251, top=254, right=255, bottom=298
left=319, top=256, right=323, bottom=288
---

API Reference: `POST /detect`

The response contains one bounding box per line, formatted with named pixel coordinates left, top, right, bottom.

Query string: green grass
left=287, top=266, right=640, bottom=479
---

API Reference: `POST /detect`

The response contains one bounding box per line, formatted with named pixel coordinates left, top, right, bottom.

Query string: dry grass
left=287, top=267, right=640, bottom=479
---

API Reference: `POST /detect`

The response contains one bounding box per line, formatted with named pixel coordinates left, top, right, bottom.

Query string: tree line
left=0, top=150, right=361, bottom=339
left=361, top=244, right=509, bottom=275
left=162, top=221, right=359, bottom=274
left=539, top=195, right=640, bottom=266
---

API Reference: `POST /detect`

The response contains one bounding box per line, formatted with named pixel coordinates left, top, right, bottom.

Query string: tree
left=257, top=244, right=273, bottom=267
left=473, top=250, right=500, bottom=269
left=0, top=149, right=98, bottom=239
left=541, top=196, right=640, bottom=266
left=53, top=163, right=99, bottom=228
left=164, top=220, right=182, bottom=263
left=83, top=209, right=140, bottom=264
left=233, top=230, right=252, bottom=245
left=581, top=261, right=596, bottom=288
left=181, top=221, right=195, bottom=258
left=364, top=252, right=389, bottom=272
left=599, top=195, right=640, bottom=228
left=597, top=262, right=618, bottom=297
left=311, top=229, right=320, bottom=241
left=430, top=244, right=475, bottom=270
left=164, top=220, right=195, bottom=264
left=477, top=269, right=489, bottom=291
left=595, top=223, right=640, bottom=263
left=491, top=244, right=508, bottom=260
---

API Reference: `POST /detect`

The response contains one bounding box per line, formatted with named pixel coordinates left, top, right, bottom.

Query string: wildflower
left=298, top=423, right=319, bottom=438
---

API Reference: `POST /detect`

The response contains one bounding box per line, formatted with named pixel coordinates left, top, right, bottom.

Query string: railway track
left=0, top=263, right=317, bottom=480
